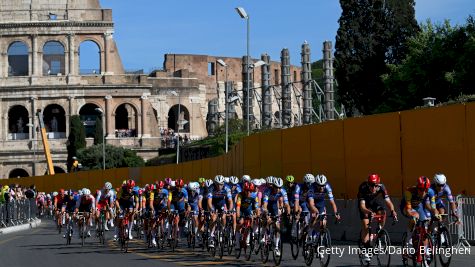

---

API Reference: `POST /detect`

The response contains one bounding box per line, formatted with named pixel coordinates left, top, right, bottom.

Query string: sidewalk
left=0, top=219, right=42, bottom=235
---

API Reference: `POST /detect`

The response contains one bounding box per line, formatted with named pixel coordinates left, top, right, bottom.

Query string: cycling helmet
left=198, top=177, right=206, bottom=184
left=189, top=182, right=200, bottom=192
left=285, top=175, right=295, bottom=183
left=251, top=179, right=262, bottom=187
left=53, top=191, right=58, bottom=197
left=273, top=177, right=284, bottom=188
left=138, top=188, right=144, bottom=195
left=144, top=184, right=151, bottom=191
left=126, top=179, right=135, bottom=189
left=266, top=176, right=274, bottom=184
left=230, top=176, right=239, bottom=185
left=433, top=173, right=447, bottom=185
left=83, top=188, right=91, bottom=195
left=368, top=174, right=381, bottom=184
left=157, top=181, right=165, bottom=189
left=122, top=180, right=127, bottom=185
left=214, top=175, right=225, bottom=185
left=242, top=175, right=251, bottom=183
left=243, top=182, right=255, bottom=192
left=149, top=184, right=156, bottom=190
left=303, top=174, right=315, bottom=184
left=176, top=179, right=184, bottom=187
left=259, top=178, right=266, bottom=185
left=205, top=179, right=214, bottom=188
left=164, top=177, right=172, bottom=185
left=46, top=194, right=51, bottom=198
left=315, top=174, right=328, bottom=186
left=104, top=182, right=112, bottom=190
left=224, top=177, right=230, bottom=184
left=417, top=176, right=431, bottom=190
left=170, top=180, right=176, bottom=187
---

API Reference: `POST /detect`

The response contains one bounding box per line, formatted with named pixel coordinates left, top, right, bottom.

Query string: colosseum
left=0, top=0, right=313, bottom=178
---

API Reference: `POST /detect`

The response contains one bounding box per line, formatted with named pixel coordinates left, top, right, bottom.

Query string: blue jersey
left=153, top=188, right=169, bottom=208
left=188, top=190, right=200, bottom=205
left=225, top=184, right=242, bottom=200
left=309, top=183, right=334, bottom=203
left=171, top=187, right=188, bottom=203
left=287, top=184, right=301, bottom=203
left=263, top=188, right=289, bottom=205
left=207, top=185, right=232, bottom=204
left=297, top=183, right=313, bottom=203
left=430, top=184, right=454, bottom=204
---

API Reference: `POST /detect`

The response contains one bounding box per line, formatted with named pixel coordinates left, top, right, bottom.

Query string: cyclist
left=152, top=181, right=171, bottom=240
left=262, top=177, right=290, bottom=257
left=227, top=176, right=241, bottom=234
left=169, top=179, right=188, bottom=238
left=115, top=179, right=139, bottom=240
left=76, top=188, right=95, bottom=237
left=96, top=182, right=115, bottom=231
left=207, top=175, right=233, bottom=248
left=431, top=173, right=458, bottom=221
left=307, top=174, right=341, bottom=230
left=400, top=176, right=439, bottom=246
left=235, top=181, right=260, bottom=251
left=62, top=190, right=77, bottom=238
left=197, top=179, right=213, bottom=238
left=292, top=174, right=314, bottom=238
left=53, top=189, right=66, bottom=227
left=187, top=182, right=201, bottom=238
left=358, top=174, right=397, bottom=262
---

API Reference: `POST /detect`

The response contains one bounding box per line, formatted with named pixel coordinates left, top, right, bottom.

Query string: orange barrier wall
left=10, top=103, right=475, bottom=198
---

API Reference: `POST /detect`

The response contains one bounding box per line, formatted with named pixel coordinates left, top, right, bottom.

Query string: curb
left=0, top=219, right=42, bottom=235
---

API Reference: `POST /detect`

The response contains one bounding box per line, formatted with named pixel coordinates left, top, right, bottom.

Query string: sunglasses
left=368, top=183, right=378, bottom=188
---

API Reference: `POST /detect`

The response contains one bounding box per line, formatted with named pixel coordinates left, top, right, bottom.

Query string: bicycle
left=143, top=210, right=155, bottom=248
left=431, top=214, right=457, bottom=267
left=168, top=210, right=180, bottom=252
left=261, top=214, right=283, bottom=266
left=155, top=210, right=168, bottom=249
left=65, top=212, right=74, bottom=245
left=235, top=215, right=255, bottom=261
left=224, top=211, right=235, bottom=256
left=185, top=211, right=197, bottom=250
left=96, top=208, right=107, bottom=245
left=290, top=210, right=310, bottom=260
left=117, top=210, right=131, bottom=253
left=302, top=213, right=338, bottom=267
left=76, top=212, right=89, bottom=247
left=402, top=218, right=434, bottom=267
left=134, top=210, right=144, bottom=240
left=200, top=211, right=211, bottom=251
left=209, top=210, right=227, bottom=258
left=358, top=213, right=395, bottom=267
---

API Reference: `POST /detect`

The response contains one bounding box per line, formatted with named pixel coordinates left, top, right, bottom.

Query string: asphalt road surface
left=0, top=220, right=473, bottom=266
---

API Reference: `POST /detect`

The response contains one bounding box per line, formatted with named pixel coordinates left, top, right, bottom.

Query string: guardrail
left=446, top=195, right=474, bottom=247
left=0, top=199, right=37, bottom=228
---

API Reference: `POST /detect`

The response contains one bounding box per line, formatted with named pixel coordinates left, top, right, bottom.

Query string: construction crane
left=36, top=109, right=55, bottom=175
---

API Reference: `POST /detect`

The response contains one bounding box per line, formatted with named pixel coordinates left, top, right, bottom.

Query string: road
left=0, top=220, right=473, bottom=266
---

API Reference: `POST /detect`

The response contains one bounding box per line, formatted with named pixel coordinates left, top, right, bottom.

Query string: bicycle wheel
left=290, top=216, right=300, bottom=260
left=375, top=229, right=391, bottom=267
left=218, top=226, right=225, bottom=259
left=245, top=228, right=254, bottom=261
left=272, top=228, right=283, bottom=266
left=437, top=226, right=452, bottom=267
left=124, top=223, right=129, bottom=253
left=254, top=218, right=262, bottom=255
left=171, top=221, right=178, bottom=252
left=303, top=232, right=314, bottom=266
left=190, top=218, right=196, bottom=250
left=357, top=236, right=370, bottom=267
left=81, top=222, right=86, bottom=247
left=227, top=227, right=234, bottom=256
left=419, top=233, right=434, bottom=267
left=157, top=223, right=165, bottom=249
left=401, top=232, right=411, bottom=267
left=318, top=229, right=332, bottom=267
left=261, top=230, right=270, bottom=263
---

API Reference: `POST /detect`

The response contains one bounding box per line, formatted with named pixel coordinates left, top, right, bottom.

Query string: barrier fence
left=0, top=199, right=38, bottom=228
left=446, top=196, right=474, bottom=246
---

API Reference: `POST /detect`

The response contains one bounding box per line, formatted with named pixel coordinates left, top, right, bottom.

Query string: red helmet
left=149, top=184, right=155, bottom=190
left=176, top=179, right=184, bottom=188
left=157, top=181, right=165, bottom=189
left=126, top=179, right=135, bottom=189
left=164, top=177, right=172, bottom=185
left=417, top=176, right=431, bottom=190
left=59, top=189, right=65, bottom=194
left=243, top=182, right=255, bottom=192
left=368, top=174, right=381, bottom=184
left=144, top=184, right=150, bottom=191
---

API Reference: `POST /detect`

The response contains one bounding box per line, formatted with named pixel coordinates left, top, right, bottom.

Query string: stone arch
left=43, top=104, right=66, bottom=138
left=44, top=166, right=66, bottom=175
left=9, top=168, right=30, bottom=178
left=8, top=105, right=29, bottom=140
left=8, top=41, right=29, bottom=76
left=79, top=40, right=101, bottom=75
left=79, top=103, right=101, bottom=138
left=43, top=41, right=65, bottom=75
left=115, top=103, right=138, bottom=137
left=168, top=104, right=190, bottom=133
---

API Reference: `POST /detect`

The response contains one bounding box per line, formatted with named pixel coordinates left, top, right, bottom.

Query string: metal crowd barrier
left=446, top=195, right=474, bottom=247
left=0, top=199, right=38, bottom=228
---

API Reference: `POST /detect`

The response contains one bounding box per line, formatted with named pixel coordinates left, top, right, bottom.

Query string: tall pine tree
left=94, top=116, right=103, bottom=145
left=67, top=115, right=86, bottom=172
left=335, top=0, right=418, bottom=115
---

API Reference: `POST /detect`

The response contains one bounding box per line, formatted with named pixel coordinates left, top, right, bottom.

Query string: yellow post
left=37, top=111, right=55, bottom=175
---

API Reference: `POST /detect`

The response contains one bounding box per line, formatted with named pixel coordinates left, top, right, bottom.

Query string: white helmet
left=315, top=174, right=328, bottom=186
left=224, top=177, right=230, bottom=184
left=104, top=182, right=112, bottom=190
left=170, top=181, right=176, bottom=187
left=433, top=173, right=447, bottom=185
left=230, top=176, right=239, bottom=185
left=273, top=177, right=283, bottom=188
left=214, top=175, right=225, bottom=185
left=52, top=191, right=58, bottom=197
left=78, top=190, right=83, bottom=196
left=242, top=175, right=251, bottom=183
left=251, top=179, right=262, bottom=187
left=304, top=174, right=315, bottom=184
left=259, top=178, right=266, bottom=185
left=46, top=194, right=51, bottom=198
left=205, top=179, right=214, bottom=188
left=83, top=188, right=91, bottom=195
left=266, top=176, right=274, bottom=184
left=189, top=182, right=200, bottom=192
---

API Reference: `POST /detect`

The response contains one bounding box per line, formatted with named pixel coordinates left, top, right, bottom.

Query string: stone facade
left=0, top=0, right=303, bottom=179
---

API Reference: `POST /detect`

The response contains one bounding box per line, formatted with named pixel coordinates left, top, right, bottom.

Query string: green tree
left=67, top=115, right=86, bottom=172
left=94, top=116, right=103, bottom=145
left=335, top=0, right=418, bottom=115
left=77, top=144, right=145, bottom=170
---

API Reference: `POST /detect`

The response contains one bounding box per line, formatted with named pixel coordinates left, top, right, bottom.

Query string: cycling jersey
left=400, top=186, right=436, bottom=221
left=187, top=190, right=201, bottom=215
left=63, top=195, right=77, bottom=213
left=236, top=192, right=259, bottom=217
left=226, top=184, right=242, bottom=200
left=142, top=190, right=155, bottom=209
left=286, top=184, right=300, bottom=207
left=207, top=185, right=232, bottom=211
left=118, top=187, right=138, bottom=210
left=77, top=195, right=96, bottom=212
left=430, top=183, right=454, bottom=209
left=297, top=183, right=312, bottom=211
left=152, top=188, right=170, bottom=211
left=96, top=189, right=115, bottom=210
left=308, top=183, right=334, bottom=213
left=357, top=182, right=390, bottom=202
left=54, top=195, right=65, bottom=208
left=263, top=188, right=288, bottom=216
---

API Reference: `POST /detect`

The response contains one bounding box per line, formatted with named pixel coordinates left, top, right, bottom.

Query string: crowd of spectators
left=160, top=127, right=191, bottom=148
left=0, top=184, right=37, bottom=227
left=115, top=128, right=137, bottom=138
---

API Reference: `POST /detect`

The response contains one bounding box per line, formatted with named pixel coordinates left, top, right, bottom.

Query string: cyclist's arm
left=359, top=199, right=372, bottom=215
left=307, top=198, right=318, bottom=214
left=149, top=192, right=154, bottom=213
left=236, top=195, right=241, bottom=218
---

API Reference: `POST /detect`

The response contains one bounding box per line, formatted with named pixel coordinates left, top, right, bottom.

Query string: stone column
left=29, top=97, right=37, bottom=140
left=103, top=33, right=111, bottom=74
left=68, top=34, right=76, bottom=75
left=140, top=95, right=150, bottom=138
left=105, top=95, right=114, bottom=138
left=66, top=96, right=74, bottom=137
left=1, top=50, right=6, bottom=78
left=31, top=35, right=40, bottom=76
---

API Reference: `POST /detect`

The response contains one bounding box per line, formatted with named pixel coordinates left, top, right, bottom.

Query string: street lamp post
left=169, top=90, right=180, bottom=164
left=236, top=7, right=251, bottom=136
left=217, top=59, right=229, bottom=153
left=95, top=108, right=106, bottom=170
left=27, top=123, right=36, bottom=176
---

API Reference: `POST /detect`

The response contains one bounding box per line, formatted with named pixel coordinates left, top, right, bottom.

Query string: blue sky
left=90, top=0, right=475, bottom=72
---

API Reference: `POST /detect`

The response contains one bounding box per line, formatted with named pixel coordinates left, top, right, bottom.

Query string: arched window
left=79, top=41, right=100, bottom=75
left=8, top=105, right=29, bottom=140
left=168, top=105, right=190, bottom=133
left=8, top=41, right=29, bottom=76
left=44, top=166, right=66, bottom=175
left=43, top=104, right=66, bottom=138
left=79, top=103, right=101, bottom=138
left=9, top=168, right=29, bottom=178
left=43, top=41, right=65, bottom=75
left=115, top=103, right=138, bottom=138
